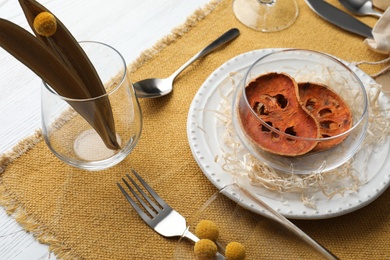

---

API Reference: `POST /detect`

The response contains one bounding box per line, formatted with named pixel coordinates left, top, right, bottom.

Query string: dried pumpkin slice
left=238, top=73, right=320, bottom=156
left=298, top=82, right=353, bottom=151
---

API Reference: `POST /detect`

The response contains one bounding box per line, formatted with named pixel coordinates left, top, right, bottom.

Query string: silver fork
left=117, top=169, right=225, bottom=259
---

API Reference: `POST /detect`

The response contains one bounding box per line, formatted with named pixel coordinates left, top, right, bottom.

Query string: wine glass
left=232, top=0, right=299, bottom=32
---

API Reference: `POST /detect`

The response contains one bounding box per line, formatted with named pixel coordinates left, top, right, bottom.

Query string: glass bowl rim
left=238, top=48, right=369, bottom=142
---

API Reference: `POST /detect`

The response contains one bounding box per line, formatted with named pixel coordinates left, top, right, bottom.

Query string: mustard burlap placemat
left=1, top=0, right=389, bottom=259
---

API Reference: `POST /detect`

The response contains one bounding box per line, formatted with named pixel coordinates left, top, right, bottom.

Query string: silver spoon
left=133, top=28, right=240, bottom=98
left=339, top=0, right=383, bottom=18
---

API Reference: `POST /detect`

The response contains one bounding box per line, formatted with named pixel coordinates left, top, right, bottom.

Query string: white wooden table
left=0, top=1, right=211, bottom=258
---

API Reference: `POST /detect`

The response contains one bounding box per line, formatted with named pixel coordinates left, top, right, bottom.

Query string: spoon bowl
left=133, top=28, right=240, bottom=98
left=133, top=78, right=172, bottom=98
left=339, top=0, right=382, bottom=18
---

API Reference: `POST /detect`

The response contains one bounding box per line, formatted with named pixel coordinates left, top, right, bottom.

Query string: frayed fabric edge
left=128, top=0, right=223, bottom=73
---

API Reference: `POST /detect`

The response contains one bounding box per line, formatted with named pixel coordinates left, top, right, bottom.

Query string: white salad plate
left=187, top=49, right=390, bottom=219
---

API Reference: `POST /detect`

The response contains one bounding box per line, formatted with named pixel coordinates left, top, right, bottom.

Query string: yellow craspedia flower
left=33, top=12, right=57, bottom=37
left=226, top=241, right=246, bottom=260
left=194, top=239, right=217, bottom=260
left=195, top=219, right=219, bottom=241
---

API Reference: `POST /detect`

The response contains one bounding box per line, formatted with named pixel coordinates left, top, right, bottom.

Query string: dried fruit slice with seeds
left=298, top=82, right=352, bottom=151
left=238, top=73, right=320, bottom=156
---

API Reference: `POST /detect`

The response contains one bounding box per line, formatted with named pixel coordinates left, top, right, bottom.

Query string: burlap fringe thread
left=0, top=0, right=223, bottom=259
left=128, top=0, right=223, bottom=74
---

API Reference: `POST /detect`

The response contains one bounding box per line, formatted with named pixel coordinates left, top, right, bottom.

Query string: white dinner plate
left=187, top=49, right=390, bottom=219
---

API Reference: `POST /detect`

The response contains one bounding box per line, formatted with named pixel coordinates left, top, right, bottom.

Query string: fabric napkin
left=362, top=7, right=390, bottom=76
left=364, top=8, right=390, bottom=54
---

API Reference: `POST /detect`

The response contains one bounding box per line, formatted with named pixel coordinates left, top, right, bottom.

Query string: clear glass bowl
left=232, top=49, right=368, bottom=174
left=173, top=185, right=327, bottom=259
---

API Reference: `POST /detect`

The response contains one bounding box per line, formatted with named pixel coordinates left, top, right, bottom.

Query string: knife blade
left=305, top=0, right=373, bottom=38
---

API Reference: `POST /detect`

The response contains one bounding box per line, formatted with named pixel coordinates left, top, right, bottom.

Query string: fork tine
left=123, top=175, right=157, bottom=217
left=131, top=169, right=169, bottom=209
left=117, top=182, right=151, bottom=223
left=125, top=174, right=161, bottom=213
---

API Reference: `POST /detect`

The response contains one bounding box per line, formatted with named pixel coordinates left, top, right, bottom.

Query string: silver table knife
left=306, top=0, right=373, bottom=38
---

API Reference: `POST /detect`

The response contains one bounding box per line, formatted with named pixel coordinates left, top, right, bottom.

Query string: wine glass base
left=232, top=0, right=299, bottom=32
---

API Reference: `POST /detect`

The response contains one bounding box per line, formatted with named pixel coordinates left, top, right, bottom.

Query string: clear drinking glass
left=41, top=41, right=142, bottom=171
left=232, top=0, right=299, bottom=32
